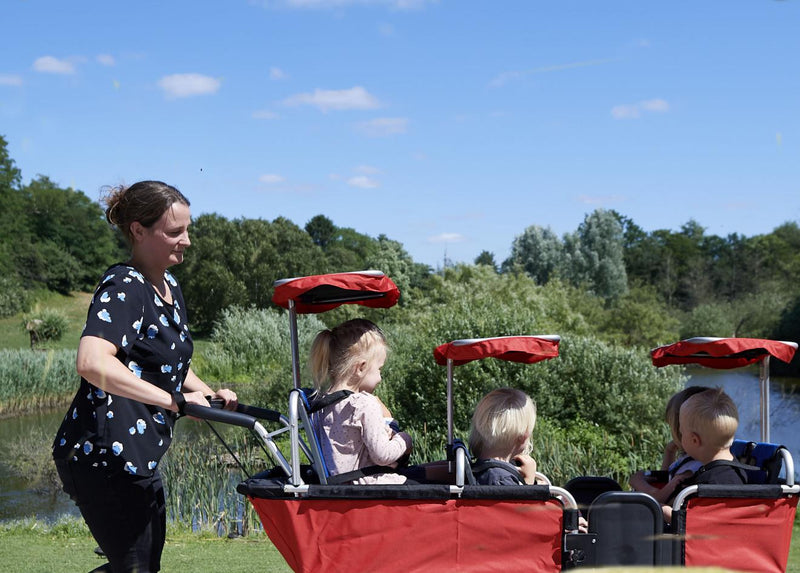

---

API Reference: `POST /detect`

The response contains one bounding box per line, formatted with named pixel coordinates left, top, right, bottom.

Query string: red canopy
left=272, top=271, right=400, bottom=314
left=434, top=335, right=560, bottom=367
left=651, top=337, right=797, bottom=370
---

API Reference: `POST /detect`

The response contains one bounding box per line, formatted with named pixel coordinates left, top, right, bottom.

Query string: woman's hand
left=213, top=388, right=238, bottom=411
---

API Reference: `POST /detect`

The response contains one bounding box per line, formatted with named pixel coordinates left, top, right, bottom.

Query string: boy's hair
left=469, top=388, right=536, bottom=459
left=308, top=318, right=386, bottom=391
left=665, top=385, right=709, bottom=441
left=680, top=388, right=739, bottom=450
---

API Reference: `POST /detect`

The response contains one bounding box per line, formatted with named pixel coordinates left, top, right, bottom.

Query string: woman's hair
left=308, top=318, right=387, bottom=391
left=469, top=388, right=536, bottom=459
left=103, top=180, right=190, bottom=245
left=665, top=385, right=709, bottom=441
left=680, top=387, right=739, bottom=450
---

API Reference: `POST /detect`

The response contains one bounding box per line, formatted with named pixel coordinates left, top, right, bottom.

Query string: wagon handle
left=183, top=403, right=259, bottom=430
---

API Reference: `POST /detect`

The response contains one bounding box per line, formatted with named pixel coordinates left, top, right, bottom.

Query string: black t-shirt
left=52, top=264, right=193, bottom=477
left=667, top=459, right=749, bottom=504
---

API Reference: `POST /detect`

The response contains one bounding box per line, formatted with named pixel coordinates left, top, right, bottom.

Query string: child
left=468, top=388, right=539, bottom=485
left=629, top=386, right=708, bottom=503
left=661, top=387, right=746, bottom=525
left=309, top=318, right=412, bottom=485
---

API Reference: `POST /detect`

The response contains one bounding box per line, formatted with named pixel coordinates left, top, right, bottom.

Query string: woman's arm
left=76, top=336, right=207, bottom=412
left=182, top=367, right=238, bottom=410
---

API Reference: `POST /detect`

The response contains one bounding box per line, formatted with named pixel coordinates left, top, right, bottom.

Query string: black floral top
left=52, top=264, right=193, bottom=477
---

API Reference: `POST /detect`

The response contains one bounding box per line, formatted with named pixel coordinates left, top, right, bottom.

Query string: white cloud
left=253, top=109, right=279, bottom=120
left=428, top=233, right=466, bottom=243
left=33, top=56, right=75, bottom=75
left=259, top=174, right=285, bottom=184
left=611, top=104, right=640, bottom=120
left=489, top=59, right=617, bottom=88
left=611, top=98, right=670, bottom=120
left=0, top=74, right=23, bottom=86
left=355, top=164, right=381, bottom=174
left=96, top=54, right=116, bottom=66
left=269, top=66, right=287, bottom=80
left=356, top=117, right=408, bottom=137
left=283, top=86, right=380, bottom=112
left=347, top=175, right=380, bottom=189
left=640, top=98, right=669, bottom=112
left=158, top=73, right=221, bottom=99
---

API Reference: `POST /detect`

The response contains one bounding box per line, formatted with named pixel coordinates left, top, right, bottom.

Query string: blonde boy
left=661, top=388, right=746, bottom=524
left=469, top=388, right=538, bottom=485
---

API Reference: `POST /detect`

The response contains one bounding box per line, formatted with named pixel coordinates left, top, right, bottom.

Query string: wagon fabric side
left=238, top=480, right=572, bottom=572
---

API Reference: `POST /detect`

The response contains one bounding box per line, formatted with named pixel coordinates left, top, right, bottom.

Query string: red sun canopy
left=272, top=271, right=400, bottom=314
left=434, top=335, right=560, bottom=367
left=651, top=337, right=797, bottom=370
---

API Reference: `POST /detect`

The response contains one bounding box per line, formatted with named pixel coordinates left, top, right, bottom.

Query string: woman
left=52, top=180, right=237, bottom=573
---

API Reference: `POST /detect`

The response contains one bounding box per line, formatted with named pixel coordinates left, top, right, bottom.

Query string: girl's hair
left=308, top=318, right=387, bottom=392
left=469, top=388, right=536, bottom=459
left=103, top=180, right=190, bottom=245
left=665, top=385, right=709, bottom=441
left=680, top=387, right=739, bottom=450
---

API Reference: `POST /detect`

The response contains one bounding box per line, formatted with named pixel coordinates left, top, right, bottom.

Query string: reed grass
left=0, top=349, right=78, bottom=416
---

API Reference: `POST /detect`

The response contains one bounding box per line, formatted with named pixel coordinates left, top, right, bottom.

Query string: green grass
left=0, top=290, right=91, bottom=350
left=0, top=518, right=291, bottom=573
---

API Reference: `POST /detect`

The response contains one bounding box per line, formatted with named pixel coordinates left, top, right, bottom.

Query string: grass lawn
left=0, top=520, right=291, bottom=573
left=0, top=291, right=91, bottom=350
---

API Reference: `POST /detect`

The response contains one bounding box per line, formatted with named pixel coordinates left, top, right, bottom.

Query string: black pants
left=55, top=459, right=166, bottom=573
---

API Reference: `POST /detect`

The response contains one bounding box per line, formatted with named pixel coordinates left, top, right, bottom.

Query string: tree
left=474, top=250, right=497, bottom=272
left=0, top=136, right=27, bottom=278
left=25, top=176, right=119, bottom=290
left=305, top=214, right=337, bottom=248
left=563, top=209, right=628, bottom=300
left=502, top=225, right=562, bottom=284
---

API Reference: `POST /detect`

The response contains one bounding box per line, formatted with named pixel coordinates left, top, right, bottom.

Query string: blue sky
left=2, top=1, right=798, bottom=269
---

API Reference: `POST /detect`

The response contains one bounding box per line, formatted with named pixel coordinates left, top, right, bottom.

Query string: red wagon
left=185, top=274, right=799, bottom=572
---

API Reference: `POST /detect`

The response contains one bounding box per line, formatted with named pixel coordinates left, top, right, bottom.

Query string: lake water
left=1, top=367, right=798, bottom=522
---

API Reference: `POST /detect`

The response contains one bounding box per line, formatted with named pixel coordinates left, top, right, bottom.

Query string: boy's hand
left=512, top=454, right=538, bottom=484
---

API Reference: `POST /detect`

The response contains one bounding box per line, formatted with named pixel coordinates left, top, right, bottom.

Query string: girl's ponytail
left=309, top=329, right=334, bottom=390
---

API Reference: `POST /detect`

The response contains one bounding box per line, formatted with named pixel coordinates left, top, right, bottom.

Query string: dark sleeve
left=82, top=267, right=146, bottom=352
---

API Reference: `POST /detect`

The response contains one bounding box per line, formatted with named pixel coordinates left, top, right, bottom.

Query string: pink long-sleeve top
left=314, top=392, right=412, bottom=485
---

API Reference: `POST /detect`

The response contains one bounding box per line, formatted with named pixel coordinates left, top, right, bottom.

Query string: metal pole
left=760, top=356, right=770, bottom=443
left=288, top=299, right=301, bottom=389
left=447, top=359, right=454, bottom=446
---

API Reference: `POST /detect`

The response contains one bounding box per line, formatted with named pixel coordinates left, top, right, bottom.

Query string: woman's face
left=134, top=202, right=191, bottom=269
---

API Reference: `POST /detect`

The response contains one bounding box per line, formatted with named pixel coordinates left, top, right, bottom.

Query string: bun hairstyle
left=308, top=318, right=387, bottom=392
left=103, top=180, right=190, bottom=245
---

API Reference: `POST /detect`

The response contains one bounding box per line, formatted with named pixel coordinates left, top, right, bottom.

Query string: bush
left=193, top=306, right=327, bottom=407
left=0, top=275, right=31, bottom=318
left=22, top=308, right=69, bottom=348
left=378, top=266, right=684, bottom=483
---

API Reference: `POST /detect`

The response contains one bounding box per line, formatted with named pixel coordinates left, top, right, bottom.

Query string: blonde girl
left=309, top=319, right=412, bottom=484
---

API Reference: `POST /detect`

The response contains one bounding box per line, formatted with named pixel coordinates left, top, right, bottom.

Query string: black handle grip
left=183, top=403, right=258, bottom=429
left=236, top=404, right=284, bottom=423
